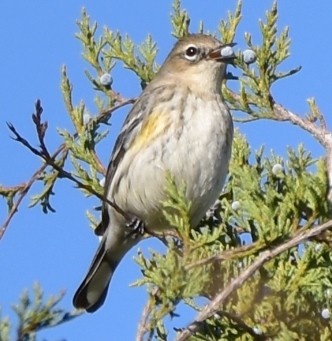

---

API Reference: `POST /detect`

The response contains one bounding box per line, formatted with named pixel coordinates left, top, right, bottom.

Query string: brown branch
left=1, top=98, right=136, bottom=239
left=229, top=91, right=329, bottom=145
left=0, top=144, right=65, bottom=240
left=8, top=123, right=130, bottom=220
left=136, top=298, right=154, bottom=341
left=272, top=103, right=328, bottom=146
left=44, top=152, right=131, bottom=219
left=175, top=219, right=332, bottom=341
left=272, top=102, right=332, bottom=199
left=230, top=88, right=332, bottom=199
left=96, top=97, right=136, bottom=123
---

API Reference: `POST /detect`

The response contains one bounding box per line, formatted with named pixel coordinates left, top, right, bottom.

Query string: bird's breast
left=110, top=92, right=233, bottom=229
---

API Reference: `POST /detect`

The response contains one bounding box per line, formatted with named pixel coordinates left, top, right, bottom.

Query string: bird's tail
left=73, top=236, right=119, bottom=313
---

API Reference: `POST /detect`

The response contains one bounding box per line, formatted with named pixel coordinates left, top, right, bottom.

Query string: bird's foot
left=125, top=213, right=145, bottom=239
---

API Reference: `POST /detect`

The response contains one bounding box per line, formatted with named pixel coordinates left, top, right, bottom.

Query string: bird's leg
left=125, top=212, right=146, bottom=239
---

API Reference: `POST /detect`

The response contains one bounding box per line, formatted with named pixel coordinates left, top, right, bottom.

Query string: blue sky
left=0, top=1, right=331, bottom=340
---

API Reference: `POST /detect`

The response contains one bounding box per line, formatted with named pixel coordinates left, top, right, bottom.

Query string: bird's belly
left=111, top=97, right=233, bottom=229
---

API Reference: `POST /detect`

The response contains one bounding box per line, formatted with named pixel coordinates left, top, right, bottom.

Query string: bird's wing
left=95, top=87, right=157, bottom=235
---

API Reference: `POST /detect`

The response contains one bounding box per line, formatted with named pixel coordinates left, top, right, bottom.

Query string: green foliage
left=227, top=131, right=330, bottom=243
left=0, top=283, right=80, bottom=341
left=1, top=0, right=332, bottom=340
left=218, top=0, right=242, bottom=44
left=103, top=31, right=159, bottom=85
left=223, top=1, right=301, bottom=120
left=0, top=184, right=24, bottom=211
left=29, top=167, right=60, bottom=213
left=134, top=131, right=332, bottom=339
left=161, top=173, right=192, bottom=243
left=0, top=311, right=10, bottom=341
left=171, top=0, right=190, bottom=38
left=214, top=132, right=332, bottom=339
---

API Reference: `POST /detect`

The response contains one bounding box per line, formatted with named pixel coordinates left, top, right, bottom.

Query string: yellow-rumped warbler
left=73, top=34, right=234, bottom=312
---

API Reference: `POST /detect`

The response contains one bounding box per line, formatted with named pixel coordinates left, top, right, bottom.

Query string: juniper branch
left=175, top=219, right=332, bottom=341
left=229, top=89, right=332, bottom=198
left=7, top=122, right=130, bottom=220
left=1, top=98, right=135, bottom=239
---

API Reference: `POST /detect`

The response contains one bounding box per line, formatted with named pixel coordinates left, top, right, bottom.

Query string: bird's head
left=154, top=34, right=236, bottom=94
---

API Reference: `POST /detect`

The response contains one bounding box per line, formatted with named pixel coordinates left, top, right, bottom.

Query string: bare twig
left=7, top=122, right=130, bottom=220
left=273, top=103, right=328, bottom=145
left=175, top=219, right=332, bottom=341
left=32, top=99, right=50, bottom=158
left=230, top=88, right=332, bottom=199
left=230, top=91, right=329, bottom=145
left=136, top=298, right=154, bottom=341
left=273, top=102, right=332, bottom=199
left=0, top=144, right=65, bottom=239
left=95, top=97, right=137, bottom=124
left=1, top=98, right=136, bottom=238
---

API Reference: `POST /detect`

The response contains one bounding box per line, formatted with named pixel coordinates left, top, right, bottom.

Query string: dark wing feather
left=95, top=90, right=152, bottom=235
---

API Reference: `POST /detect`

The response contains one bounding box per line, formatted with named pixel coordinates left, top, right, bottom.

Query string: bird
left=73, top=33, right=234, bottom=312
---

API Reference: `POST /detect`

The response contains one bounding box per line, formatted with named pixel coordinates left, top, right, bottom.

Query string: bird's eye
left=185, top=45, right=199, bottom=61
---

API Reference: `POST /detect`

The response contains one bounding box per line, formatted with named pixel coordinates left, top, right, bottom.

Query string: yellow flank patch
left=131, top=110, right=171, bottom=150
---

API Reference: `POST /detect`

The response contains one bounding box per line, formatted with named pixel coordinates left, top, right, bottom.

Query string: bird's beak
left=208, top=43, right=237, bottom=64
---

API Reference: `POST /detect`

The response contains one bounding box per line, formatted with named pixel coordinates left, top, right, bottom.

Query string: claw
left=125, top=213, right=145, bottom=239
